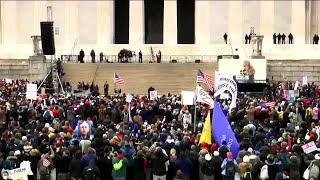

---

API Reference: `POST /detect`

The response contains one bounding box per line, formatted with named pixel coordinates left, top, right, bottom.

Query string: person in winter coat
left=175, top=151, right=192, bottom=180
left=83, top=159, right=101, bottom=180
left=151, top=147, right=169, bottom=180
left=263, top=154, right=280, bottom=180
left=221, top=152, right=238, bottom=180
left=112, top=149, right=128, bottom=180
left=200, top=153, right=214, bottom=180
left=133, top=150, right=146, bottom=180
left=288, top=155, right=300, bottom=180
left=238, top=155, right=253, bottom=180
left=82, top=147, right=97, bottom=166
left=212, top=151, right=223, bottom=180
left=70, top=150, right=86, bottom=180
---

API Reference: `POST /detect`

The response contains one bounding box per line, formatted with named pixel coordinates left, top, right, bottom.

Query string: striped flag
left=197, top=69, right=214, bottom=92
left=114, top=72, right=125, bottom=85
left=260, top=101, right=276, bottom=109
left=196, top=85, right=213, bottom=108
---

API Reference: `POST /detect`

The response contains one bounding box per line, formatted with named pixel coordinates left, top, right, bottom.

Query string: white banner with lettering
left=214, top=72, right=238, bottom=109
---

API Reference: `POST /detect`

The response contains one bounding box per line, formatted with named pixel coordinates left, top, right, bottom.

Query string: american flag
left=114, top=72, right=125, bottom=85
left=260, top=101, right=276, bottom=109
left=197, top=69, right=214, bottom=92
left=42, top=158, right=51, bottom=167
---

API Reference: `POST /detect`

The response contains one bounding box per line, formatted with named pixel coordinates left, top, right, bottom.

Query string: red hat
left=200, top=142, right=208, bottom=150
left=310, top=133, right=316, bottom=140
left=210, top=143, right=218, bottom=152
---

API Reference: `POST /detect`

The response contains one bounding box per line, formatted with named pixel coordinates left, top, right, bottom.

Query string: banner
left=302, top=141, right=317, bottom=154
left=149, top=90, right=158, bottom=100
left=181, top=91, right=195, bottom=105
left=196, top=86, right=213, bottom=108
left=212, top=100, right=239, bottom=158
left=2, top=167, right=28, bottom=180
left=5, top=78, right=12, bottom=84
left=214, top=73, right=238, bottom=109
left=26, top=84, right=37, bottom=100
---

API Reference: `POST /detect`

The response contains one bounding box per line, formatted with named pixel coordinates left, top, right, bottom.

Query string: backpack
left=44, top=110, right=51, bottom=119
left=113, top=159, right=123, bottom=171
left=3, top=159, right=16, bottom=170
left=201, top=161, right=214, bottom=176
left=309, top=162, right=320, bottom=179
left=243, top=168, right=252, bottom=180
left=260, top=165, right=269, bottom=180
left=225, top=160, right=236, bottom=176
left=84, top=167, right=97, bottom=180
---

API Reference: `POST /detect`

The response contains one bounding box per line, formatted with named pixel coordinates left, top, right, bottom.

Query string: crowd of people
left=1, top=77, right=320, bottom=180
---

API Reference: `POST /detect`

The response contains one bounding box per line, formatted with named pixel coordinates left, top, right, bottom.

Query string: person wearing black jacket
left=151, top=147, right=168, bottom=180
left=133, top=150, right=146, bottom=180
left=70, top=150, right=86, bottom=180
left=96, top=150, right=113, bottom=180
left=54, top=149, right=72, bottom=180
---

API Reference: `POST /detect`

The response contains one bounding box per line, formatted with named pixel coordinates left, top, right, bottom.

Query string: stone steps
left=62, top=63, right=217, bottom=94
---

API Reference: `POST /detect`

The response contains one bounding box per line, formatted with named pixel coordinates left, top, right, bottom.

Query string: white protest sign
left=5, top=78, right=12, bottom=84
left=150, top=90, right=158, bottom=100
left=26, top=84, right=37, bottom=100
left=181, top=91, right=195, bottom=105
left=125, top=93, right=133, bottom=103
left=2, top=167, right=28, bottom=180
left=303, top=76, right=308, bottom=85
left=214, top=72, right=238, bottom=109
left=302, top=141, right=317, bottom=154
left=294, top=81, right=299, bottom=90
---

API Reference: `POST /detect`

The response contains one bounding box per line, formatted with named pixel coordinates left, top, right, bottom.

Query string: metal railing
left=60, top=54, right=218, bottom=64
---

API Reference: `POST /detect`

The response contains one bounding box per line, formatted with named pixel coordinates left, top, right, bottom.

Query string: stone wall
left=267, top=60, right=320, bottom=82
left=0, top=55, right=49, bottom=81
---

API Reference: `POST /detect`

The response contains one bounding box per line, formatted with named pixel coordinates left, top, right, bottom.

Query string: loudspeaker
left=40, top=21, right=55, bottom=55
left=171, top=59, right=177, bottom=63
left=195, top=59, right=201, bottom=63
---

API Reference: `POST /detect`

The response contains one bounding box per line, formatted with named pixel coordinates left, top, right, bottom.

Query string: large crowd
left=0, top=78, right=320, bottom=180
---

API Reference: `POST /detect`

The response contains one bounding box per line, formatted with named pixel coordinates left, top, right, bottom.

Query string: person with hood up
left=175, top=151, right=192, bottom=180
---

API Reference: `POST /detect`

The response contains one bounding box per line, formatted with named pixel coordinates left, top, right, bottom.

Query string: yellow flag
left=199, top=111, right=211, bottom=144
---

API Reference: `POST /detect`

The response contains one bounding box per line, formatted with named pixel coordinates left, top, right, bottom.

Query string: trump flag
left=212, top=100, right=239, bottom=158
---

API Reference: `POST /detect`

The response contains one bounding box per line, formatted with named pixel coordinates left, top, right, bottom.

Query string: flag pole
left=113, top=72, right=116, bottom=94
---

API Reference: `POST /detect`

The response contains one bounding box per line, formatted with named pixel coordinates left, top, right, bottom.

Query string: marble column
left=228, top=1, right=243, bottom=45
left=291, top=0, right=305, bottom=44
left=195, top=0, right=211, bottom=44
left=64, top=1, right=78, bottom=51
left=129, top=0, right=144, bottom=44
left=260, top=1, right=274, bottom=45
left=305, top=0, right=311, bottom=44
left=97, top=1, right=114, bottom=44
left=1, top=1, right=18, bottom=44
left=163, top=0, right=177, bottom=44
